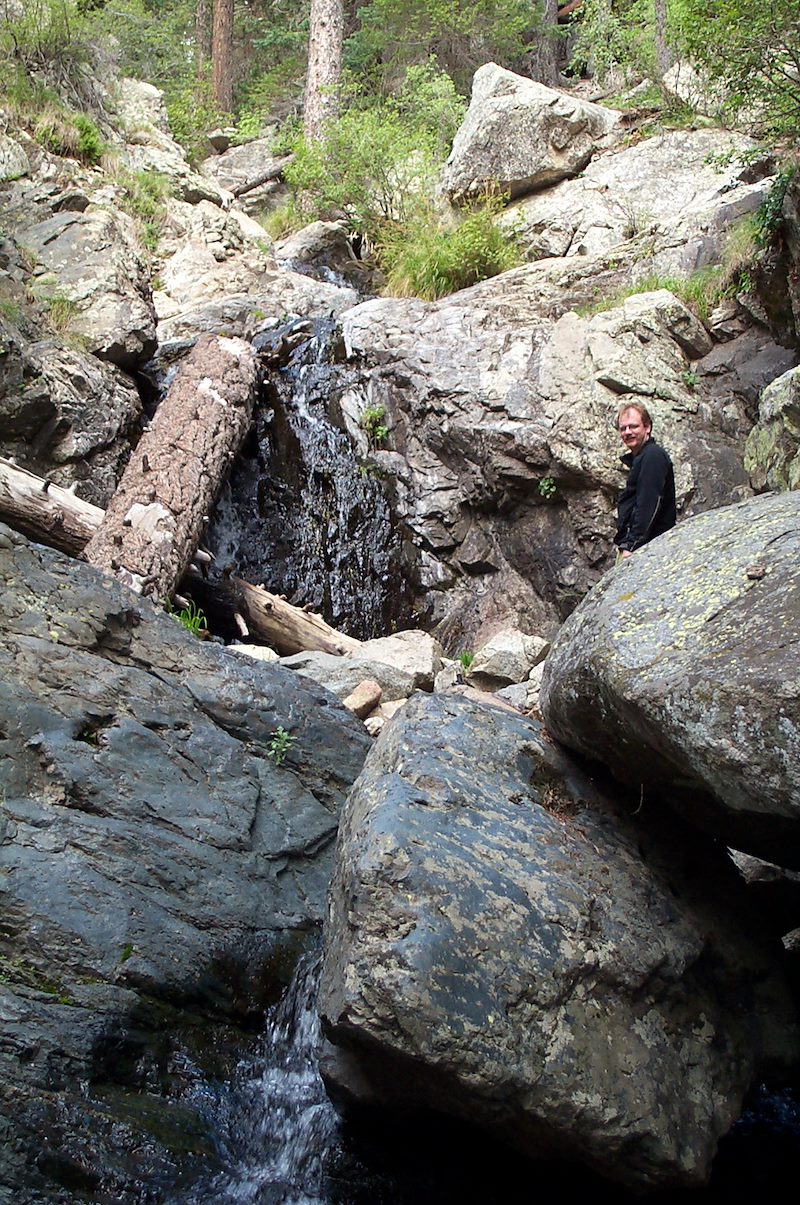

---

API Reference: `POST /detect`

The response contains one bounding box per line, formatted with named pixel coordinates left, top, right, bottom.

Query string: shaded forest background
left=1, top=2, right=799, bottom=302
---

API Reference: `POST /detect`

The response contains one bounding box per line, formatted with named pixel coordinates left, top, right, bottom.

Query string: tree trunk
left=654, top=0, right=673, bottom=79
left=196, top=0, right=212, bottom=80
left=530, top=0, right=562, bottom=87
left=83, top=334, right=258, bottom=602
left=211, top=0, right=235, bottom=113
left=303, top=0, right=344, bottom=141
left=0, top=458, right=360, bottom=656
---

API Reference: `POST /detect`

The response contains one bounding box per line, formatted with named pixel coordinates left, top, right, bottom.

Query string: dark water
left=205, top=321, right=412, bottom=642
left=165, top=959, right=800, bottom=1205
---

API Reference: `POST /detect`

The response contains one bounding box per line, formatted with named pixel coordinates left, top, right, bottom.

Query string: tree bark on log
left=83, top=334, right=258, bottom=602
left=0, top=458, right=104, bottom=556
left=194, top=577, right=361, bottom=656
left=0, top=457, right=360, bottom=657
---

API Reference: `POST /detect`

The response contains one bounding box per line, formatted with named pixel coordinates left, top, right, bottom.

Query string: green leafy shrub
left=166, top=78, right=225, bottom=166
left=753, top=163, right=799, bottom=244
left=457, top=650, right=475, bottom=670
left=538, top=476, right=557, bottom=500
left=73, top=112, right=104, bottom=162
left=360, top=404, right=389, bottom=446
left=286, top=100, right=436, bottom=237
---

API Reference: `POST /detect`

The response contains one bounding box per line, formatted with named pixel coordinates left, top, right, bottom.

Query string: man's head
left=617, top=402, right=652, bottom=456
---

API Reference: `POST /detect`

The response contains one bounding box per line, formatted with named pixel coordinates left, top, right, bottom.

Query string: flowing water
left=205, top=320, right=412, bottom=641
left=172, top=959, right=340, bottom=1205
left=165, top=953, right=800, bottom=1205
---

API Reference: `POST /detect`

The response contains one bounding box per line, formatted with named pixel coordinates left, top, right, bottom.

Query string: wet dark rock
left=0, top=529, right=371, bottom=1203
left=319, top=691, right=797, bottom=1192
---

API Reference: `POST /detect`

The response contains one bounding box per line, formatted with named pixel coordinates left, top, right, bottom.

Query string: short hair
left=617, top=401, right=653, bottom=430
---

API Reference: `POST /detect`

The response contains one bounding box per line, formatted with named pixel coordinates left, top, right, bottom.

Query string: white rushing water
left=175, top=958, right=341, bottom=1205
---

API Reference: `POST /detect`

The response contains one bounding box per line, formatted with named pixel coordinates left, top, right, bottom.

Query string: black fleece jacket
left=614, top=437, right=676, bottom=552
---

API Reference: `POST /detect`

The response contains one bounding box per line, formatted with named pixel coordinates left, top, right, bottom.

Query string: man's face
left=618, top=408, right=651, bottom=456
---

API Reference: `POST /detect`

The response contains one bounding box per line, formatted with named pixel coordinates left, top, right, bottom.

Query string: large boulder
left=744, top=363, right=800, bottom=491
left=540, top=491, right=800, bottom=867
left=504, top=129, right=774, bottom=276
left=153, top=198, right=358, bottom=346
left=441, top=64, right=621, bottom=202
left=319, top=691, right=796, bottom=1192
left=19, top=203, right=156, bottom=370
left=0, top=529, right=371, bottom=1203
left=340, top=286, right=752, bottom=646
left=0, top=292, right=142, bottom=506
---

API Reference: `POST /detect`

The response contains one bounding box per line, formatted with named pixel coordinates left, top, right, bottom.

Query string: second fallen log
left=83, top=334, right=258, bottom=600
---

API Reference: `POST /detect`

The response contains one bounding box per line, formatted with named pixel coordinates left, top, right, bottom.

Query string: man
left=614, top=402, right=676, bottom=559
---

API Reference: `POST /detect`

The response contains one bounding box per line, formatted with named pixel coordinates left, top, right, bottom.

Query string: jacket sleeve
left=624, top=446, right=669, bottom=551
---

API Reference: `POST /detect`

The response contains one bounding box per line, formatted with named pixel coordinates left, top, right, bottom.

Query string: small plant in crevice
left=268, top=725, right=295, bottom=766
left=681, top=368, right=699, bottom=390
left=458, top=650, right=475, bottom=671
left=360, top=403, right=389, bottom=447
left=538, top=476, right=557, bottom=500
left=42, top=291, right=79, bottom=336
left=168, top=599, right=208, bottom=639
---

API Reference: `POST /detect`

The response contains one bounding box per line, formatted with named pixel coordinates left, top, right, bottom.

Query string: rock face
left=19, top=203, right=157, bottom=370
left=744, top=363, right=800, bottom=491
left=319, top=691, right=796, bottom=1191
left=341, top=286, right=754, bottom=645
left=540, top=491, right=800, bottom=867
left=0, top=528, right=371, bottom=1202
left=441, top=63, right=621, bottom=201
left=505, top=129, right=773, bottom=275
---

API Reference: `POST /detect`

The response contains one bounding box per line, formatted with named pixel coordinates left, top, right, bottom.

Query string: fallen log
left=189, top=576, right=361, bottom=656
left=83, top=333, right=258, bottom=601
left=0, top=457, right=360, bottom=657
left=0, top=458, right=103, bottom=556
left=231, top=155, right=294, bottom=199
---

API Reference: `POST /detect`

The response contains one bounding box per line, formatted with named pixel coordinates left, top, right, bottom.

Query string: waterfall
left=206, top=320, right=412, bottom=642
left=171, top=958, right=340, bottom=1205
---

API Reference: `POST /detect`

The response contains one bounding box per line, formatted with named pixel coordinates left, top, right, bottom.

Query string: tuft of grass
left=108, top=166, right=173, bottom=253
left=577, top=259, right=743, bottom=324
left=43, top=292, right=79, bottom=335
left=381, top=199, right=523, bottom=301
left=32, top=104, right=104, bottom=164
left=262, top=201, right=304, bottom=241
left=168, top=599, right=208, bottom=639
left=0, top=298, right=21, bottom=321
